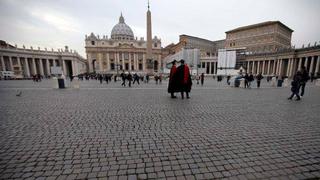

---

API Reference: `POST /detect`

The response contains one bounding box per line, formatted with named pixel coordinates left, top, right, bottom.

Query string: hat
left=180, top=59, right=185, bottom=63
left=171, top=59, right=177, bottom=64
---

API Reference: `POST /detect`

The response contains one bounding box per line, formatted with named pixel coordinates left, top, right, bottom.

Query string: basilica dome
left=111, top=14, right=134, bottom=40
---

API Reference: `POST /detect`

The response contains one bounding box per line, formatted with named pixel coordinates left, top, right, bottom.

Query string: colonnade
left=0, top=55, right=79, bottom=78
left=246, top=55, right=320, bottom=77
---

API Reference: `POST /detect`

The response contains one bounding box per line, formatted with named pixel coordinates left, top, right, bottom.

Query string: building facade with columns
left=244, top=45, right=320, bottom=78
left=0, top=40, right=87, bottom=78
left=85, top=13, right=162, bottom=74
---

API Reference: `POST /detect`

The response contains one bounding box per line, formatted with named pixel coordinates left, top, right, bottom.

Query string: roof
left=179, top=34, right=214, bottom=44
left=225, top=21, right=294, bottom=34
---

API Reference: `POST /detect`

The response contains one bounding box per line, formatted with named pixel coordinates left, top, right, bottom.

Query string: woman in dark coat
left=176, top=59, right=192, bottom=99
left=168, top=60, right=178, bottom=98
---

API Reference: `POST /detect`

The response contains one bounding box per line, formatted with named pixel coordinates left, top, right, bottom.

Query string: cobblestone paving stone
left=0, top=79, right=320, bottom=180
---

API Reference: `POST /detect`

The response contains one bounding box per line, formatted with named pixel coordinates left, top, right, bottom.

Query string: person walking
left=300, top=66, right=309, bottom=97
left=226, top=75, right=231, bottom=85
left=127, top=72, right=132, bottom=87
left=168, top=60, right=178, bottom=98
left=98, top=74, right=103, bottom=84
left=248, top=72, right=254, bottom=88
left=256, top=72, right=263, bottom=88
left=133, top=73, right=140, bottom=85
left=120, top=71, right=126, bottom=86
left=244, top=73, right=249, bottom=88
left=200, top=73, right=204, bottom=86
left=288, top=71, right=302, bottom=101
left=176, top=59, right=192, bottom=99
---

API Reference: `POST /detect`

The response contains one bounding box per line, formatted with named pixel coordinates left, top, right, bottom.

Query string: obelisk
left=146, top=0, right=153, bottom=74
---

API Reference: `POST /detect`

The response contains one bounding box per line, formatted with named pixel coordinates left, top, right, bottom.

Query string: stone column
left=17, top=57, right=22, bottom=71
left=315, top=56, right=320, bottom=74
left=1, top=56, right=5, bottom=71
left=24, top=58, right=30, bottom=77
left=120, top=53, right=124, bottom=70
left=304, top=57, right=308, bottom=68
left=247, top=61, right=250, bottom=73
left=286, top=59, right=291, bottom=77
left=106, top=53, right=110, bottom=71
left=213, top=62, right=216, bottom=74
left=158, top=54, right=161, bottom=72
left=275, top=60, right=278, bottom=75
left=133, top=53, right=137, bottom=71
left=72, top=60, right=76, bottom=76
left=209, top=61, right=212, bottom=74
left=98, top=53, right=103, bottom=72
left=53, top=59, right=57, bottom=67
left=267, top=60, right=271, bottom=75
left=143, top=53, right=146, bottom=71
left=257, top=61, right=260, bottom=74
left=39, top=59, right=44, bottom=76
left=278, top=59, right=283, bottom=76
left=251, top=61, right=255, bottom=74
left=298, top=58, right=302, bottom=71
left=262, top=60, right=265, bottom=74
left=272, top=60, right=276, bottom=75
left=62, top=60, right=67, bottom=75
left=32, top=58, right=37, bottom=75
left=129, top=53, right=132, bottom=71
left=46, top=59, right=51, bottom=76
left=309, top=56, right=315, bottom=74
left=9, top=56, right=14, bottom=71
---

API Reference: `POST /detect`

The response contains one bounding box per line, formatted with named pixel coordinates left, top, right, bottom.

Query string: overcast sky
left=0, top=0, right=319, bottom=57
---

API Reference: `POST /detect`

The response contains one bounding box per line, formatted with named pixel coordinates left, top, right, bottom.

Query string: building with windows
left=225, top=21, right=293, bottom=54
left=163, top=34, right=225, bottom=75
left=225, top=21, right=320, bottom=77
left=0, top=40, right=87, bottom=78
left=85, top=12, right=162, bottom=75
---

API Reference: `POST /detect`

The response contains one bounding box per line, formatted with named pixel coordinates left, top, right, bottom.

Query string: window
left=202, top=62, right=205, bottom=68
left=91, top=41, right=95, bottom=45
left=125, top=63, right=129, bottom=70
left=154, top=43, right=157, bottom=47
left=131, top=65, right=134, bottom=70
left=110, top=63, right=115, bottom=70
left=206, top=52, right=210, bottom=56
left=139, top=63, right=143, bottom=70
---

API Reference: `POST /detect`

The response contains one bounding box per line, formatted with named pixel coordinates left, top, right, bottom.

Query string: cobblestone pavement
left=0, top=79, right=320, bottom=180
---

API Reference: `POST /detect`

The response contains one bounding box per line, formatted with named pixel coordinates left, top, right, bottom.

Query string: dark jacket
left=291, top=73, right=302, bottom=93
left=256, top=74, right=263, bottom=81
left=176, top=64, right=192, bottom=92
left=301, top=69, right=309, bottom=83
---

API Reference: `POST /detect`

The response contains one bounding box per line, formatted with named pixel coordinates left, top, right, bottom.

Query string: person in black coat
left=127, top=72, right=132, bottom=87
left=300, top=66, right=309, bottom=97
left=200, top=73, right=205, bottom=86
left=256, top=72, right=263, bottom=88
left=288, top=71, right=302, bottom=101
left=176, top=59, right=192, bottom=99
left=120, top=71, right=126, bottom=86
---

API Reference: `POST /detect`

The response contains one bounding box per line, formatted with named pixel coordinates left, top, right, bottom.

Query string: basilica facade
left=85, top=14, right=162, bottom=74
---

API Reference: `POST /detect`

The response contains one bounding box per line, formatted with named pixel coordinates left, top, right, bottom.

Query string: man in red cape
left=176, top=59, right=192, bottom=99
left=168, top=60, right=178, bottom=98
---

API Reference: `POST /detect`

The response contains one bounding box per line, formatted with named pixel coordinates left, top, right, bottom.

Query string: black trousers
left=300, top=83, right=306, bottom=96
left=289, top=92, right=300, bottom=99
left=257, top=80, right=261, bottom=88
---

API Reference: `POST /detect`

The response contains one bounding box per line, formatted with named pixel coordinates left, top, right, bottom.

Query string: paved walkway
left=0, top=79, right=320, bottom=179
